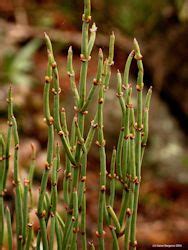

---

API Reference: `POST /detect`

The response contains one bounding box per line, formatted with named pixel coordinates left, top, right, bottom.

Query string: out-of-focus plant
left=0, top=39, right=40, bottom=86
left=0, top=0, right=152, bottom=249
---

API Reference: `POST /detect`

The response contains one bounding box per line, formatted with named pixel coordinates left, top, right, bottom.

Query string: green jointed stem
left=67, top=46, right=80, bottom=106
left=3, top=87, right=13, bottom=189
left=118, top=51, right=135, bottom=232
left=44, top=192, right=51, bottom=224
left=28, top=144, right=36, bottom=207
left=37, top=39, right=55, bottom=250
left=63, top=119, right=76, bottom=205
left=55, top=217, right=63, bottom=248
left=81, top=48, right=103, bottom=112
left=5, top=206, right=12, bottom=250
left=124, top=105, right=136, bottom=250
left=81, top=194, right=87, bottom=250
left=141, top=87, right=152, bottom=162
left=84, top=58, right=111, bottom=153
left=107, top=205, right=121, bottom=234
left=22, top=146, right=35, bottom=247
left=0, top=135, right=5, bottom=250
left=49, top=144, right=59, bottom=250
left=60, top=108, right=69, bottom=138
left=108, top=32, right=115, bottom=66
left=88, top=23, right=97, bottom=56
left=116, top=70, right=125, bottom=178
left=130, top=39, right=144, bottom=249
left=12, top=111, right=23, bottom=250
left=62, top=190, right=78, bottom=249
left=22, top=179, right=29, bottom=246
left=0, top=1, right=152, bottom=248
left=79, top=0, right=90, bottom=108
left=108, top=148, right=116, bottom=208
left=121, top=49, right=134, bottom=180
left=89, top=242, right=95, bottom=250
left=97, top=81, right=106, bottom=250
left=123, top=50, right=135, bottom=86
left=49, top=217, right=56, bottom=250
left=118, top=88, right=132, bottom=227
left=56, top=212, right=65, bottom=232
left=25, top=224, right=33, bottom=250
left=45, top=33, right=75, bottom=166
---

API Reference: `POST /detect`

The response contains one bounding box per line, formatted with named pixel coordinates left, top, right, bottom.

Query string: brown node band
left=124, top=134, right=129, bottom=140
left=0, top=156, right=4, bottom=161
left=67, top=71, right=75, bottom=77
left=126, top=208, right=132, bottom=217
left=116, top=91, right=123, bottom=98
left=126, top=103, right=133, bottom=109
left=49, top=116, right=54, bottom=125
left=122, top=84, right=130, bottom=90
left=130, top=240, right=138, bottom=247
left=52, top=62, right=57, bottom=68
left=109, top=225, right=116, bottom=231
left=37, top=210, right=46, bottom=219
left=45, top=76, right=50, bottom=83
left=95, top=139, right=106, bottom=147
left=129, top=133, right=135, bottom=140
left=66, top=172, right=72, bottom=179
left=7, top=121, right=13, bottom=126
left=81, top=110, right=88, bottom=115
left=108, top=60, right=114, bottom=66
left=82, top=14, right=92, bottom=23
left=134, top=123, right=143, bottom=131
left=93, top=78, right=99, bottom=86
left=81, top=176, right=86, bottom=182
left=45, top=162, right=50, bottom=170
left=141, top=143, right=147, bottom=148
left=95, top=230, right=106, bottom=238
left=134, top=177, right=140, bottom=185
left=74, top=106, right=79, bottom=112
left=0, top=191, right=4, bottom=197
left=73, top=227, right=79, bottom=233
left=100, top=185, right=106, bottom=192
left=98, top=98, right=104, bottom=104
left=121, top=126, right=125, bottom=132
left=91, top=120, right=98, bottom=128
left=135, top=53, right=143, bottom=60
left=80, top=54, right=91, bottom=62
left=124, top=183, right=129, bottom=191
left=18, top=235, right=23, bottom=240
left=15, top=144, right=19, bottom=150
left=136, top=84, right=144, bottom=92
left=108, top=173, right=116, bottom=179
left=71, top=216, right=76, bottom=222
left=50, top=212, right=55, bottom=217
left=51, top=87, right=61, bottom=95
left=58, top=130, right=64, bottom=136
left=81, top=231, right=86, bottom=235
left=24, top=179, right=30, bottom=186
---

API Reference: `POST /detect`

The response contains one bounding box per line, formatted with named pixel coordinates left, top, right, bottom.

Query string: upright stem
left=5, top=206, right=12, bottom=250
left=130, top=39, right=144, bottom=249
left=37, top=40, right=55, bottom=250
left=0, top=135, right=5, bottom=250
left=97, top=79, right=106, bottom=250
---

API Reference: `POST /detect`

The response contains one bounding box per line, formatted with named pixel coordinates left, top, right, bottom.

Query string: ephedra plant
left=0, top=0, right=152, bottom=249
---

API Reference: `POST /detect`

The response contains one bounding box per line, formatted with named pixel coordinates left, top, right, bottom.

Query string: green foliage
left=0, top=1, right=152, bottom=249
left=1, top=39, right=40, bottom=85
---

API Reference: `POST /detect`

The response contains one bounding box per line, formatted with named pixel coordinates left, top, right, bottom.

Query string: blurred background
left=0, top=0, right=188, bottom=249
